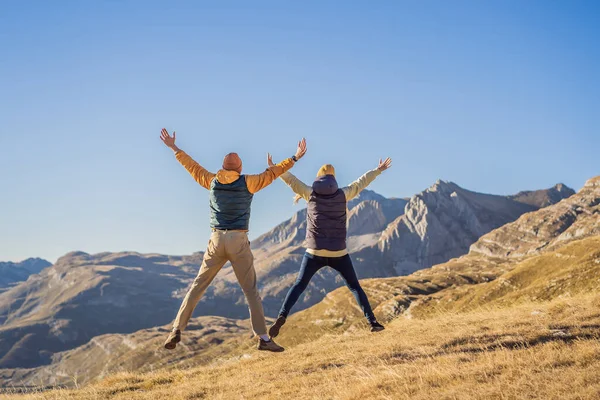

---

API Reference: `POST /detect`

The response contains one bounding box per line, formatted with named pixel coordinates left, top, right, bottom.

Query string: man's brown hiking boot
left=164, top=329, right=181, bottom=350
left=370, top=321, right=385, bottom=332
left=268, top=316, right=286, bottom=338
left=257, top=338, right=285, bottom=352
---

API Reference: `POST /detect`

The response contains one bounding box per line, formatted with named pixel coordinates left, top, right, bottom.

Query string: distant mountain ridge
left=0, top=252, right=203, bottom=369
left=0, top=258, right=51, bottom=293
left=509, top=183, right=575, bottom=208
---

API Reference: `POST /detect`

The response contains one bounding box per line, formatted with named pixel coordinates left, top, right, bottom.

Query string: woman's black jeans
left=278, top=252, right=376, bottom=323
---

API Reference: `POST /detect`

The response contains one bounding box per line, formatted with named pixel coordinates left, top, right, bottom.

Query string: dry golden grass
left=5, top=293, right=600, bottom=400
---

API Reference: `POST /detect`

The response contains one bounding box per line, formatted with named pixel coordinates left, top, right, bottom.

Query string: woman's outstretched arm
left=279, top=171, right=312, bottom=202
left=342, top=158, right=392, bottom=201
left=267, top=152, right=312, bottom=202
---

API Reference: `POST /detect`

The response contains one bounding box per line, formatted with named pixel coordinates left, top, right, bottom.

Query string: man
left=160, top=128, right=307, bottom=352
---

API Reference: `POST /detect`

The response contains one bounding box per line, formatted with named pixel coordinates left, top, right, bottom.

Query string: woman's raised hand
left=378, top=157, right=392, bottom=172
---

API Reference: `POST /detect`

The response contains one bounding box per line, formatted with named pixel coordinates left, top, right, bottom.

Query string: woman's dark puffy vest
left=209, top=175, right=254, bottom=230
left=305, top=175, right=347, bottom=251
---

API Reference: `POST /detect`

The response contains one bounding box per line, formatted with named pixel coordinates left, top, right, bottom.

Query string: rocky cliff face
left=351, top=180, right=547, bottom=277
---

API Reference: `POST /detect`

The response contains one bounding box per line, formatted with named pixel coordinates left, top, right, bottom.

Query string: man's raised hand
left=378, top=157, right=392, bottom=172
left=160, top=128, right=179, bottom=152
left=294, top=138, right=307, bottom=161
left=267, top=138, right=306, bottom=168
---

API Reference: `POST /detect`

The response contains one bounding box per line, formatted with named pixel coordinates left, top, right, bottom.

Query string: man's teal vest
left=209, top=175, right=254, bottom=230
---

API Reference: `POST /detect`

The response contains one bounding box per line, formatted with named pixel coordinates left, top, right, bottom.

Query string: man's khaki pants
left=173, top=230, right=268, bottom=336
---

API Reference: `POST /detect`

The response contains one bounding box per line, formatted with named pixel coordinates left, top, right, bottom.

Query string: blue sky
left=1, top=1, right=598, bottom=263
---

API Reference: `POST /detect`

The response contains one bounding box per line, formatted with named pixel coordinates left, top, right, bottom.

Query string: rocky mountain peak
left=427, top=179, right=459, bottom=194
left=348, top=189, right=386, bottom=208
left=548, top=182, right=575, bottom=195
left=55, top=251, right=90, bottom=263
left=584, top=176, right=600, bottom=188
left=360, top=178, right=578, bottom=277
left=509, top=183, right=575, bottom=208
left=0, top=257, right=51, bottom=270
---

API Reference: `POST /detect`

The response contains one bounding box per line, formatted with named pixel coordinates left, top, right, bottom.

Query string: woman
left=267, top=156, right=392, bottom=338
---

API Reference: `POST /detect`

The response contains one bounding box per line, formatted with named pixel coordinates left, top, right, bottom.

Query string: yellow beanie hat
left=317, top=164, right=335, bottom=177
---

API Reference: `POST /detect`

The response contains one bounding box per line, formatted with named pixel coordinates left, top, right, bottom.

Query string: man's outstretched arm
left=342, top=157, right=392, bottom=201
left=246, top=138, right=307, bottom=194
left=160, top=128, right=215, bottom=190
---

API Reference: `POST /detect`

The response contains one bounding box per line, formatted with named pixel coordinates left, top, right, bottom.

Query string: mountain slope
left=5, top=177, right=593, bottom=390
left=0, top=181, right=576, bottom=375
left=0, top=316, right=250, bottom=389
left=0, top=252, right=204, bottom=369
left=8, top=289, right=600, bottom=399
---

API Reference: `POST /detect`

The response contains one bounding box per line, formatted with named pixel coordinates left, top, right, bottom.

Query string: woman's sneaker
left=268, top=316, right=287, bottom=338
left=257, top=338, right=285, bottom=352
left=370, top=321, right=385, bottom=332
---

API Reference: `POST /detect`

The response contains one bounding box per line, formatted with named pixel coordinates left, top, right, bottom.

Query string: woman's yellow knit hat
left=316, top=164, right=336, bottom=177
